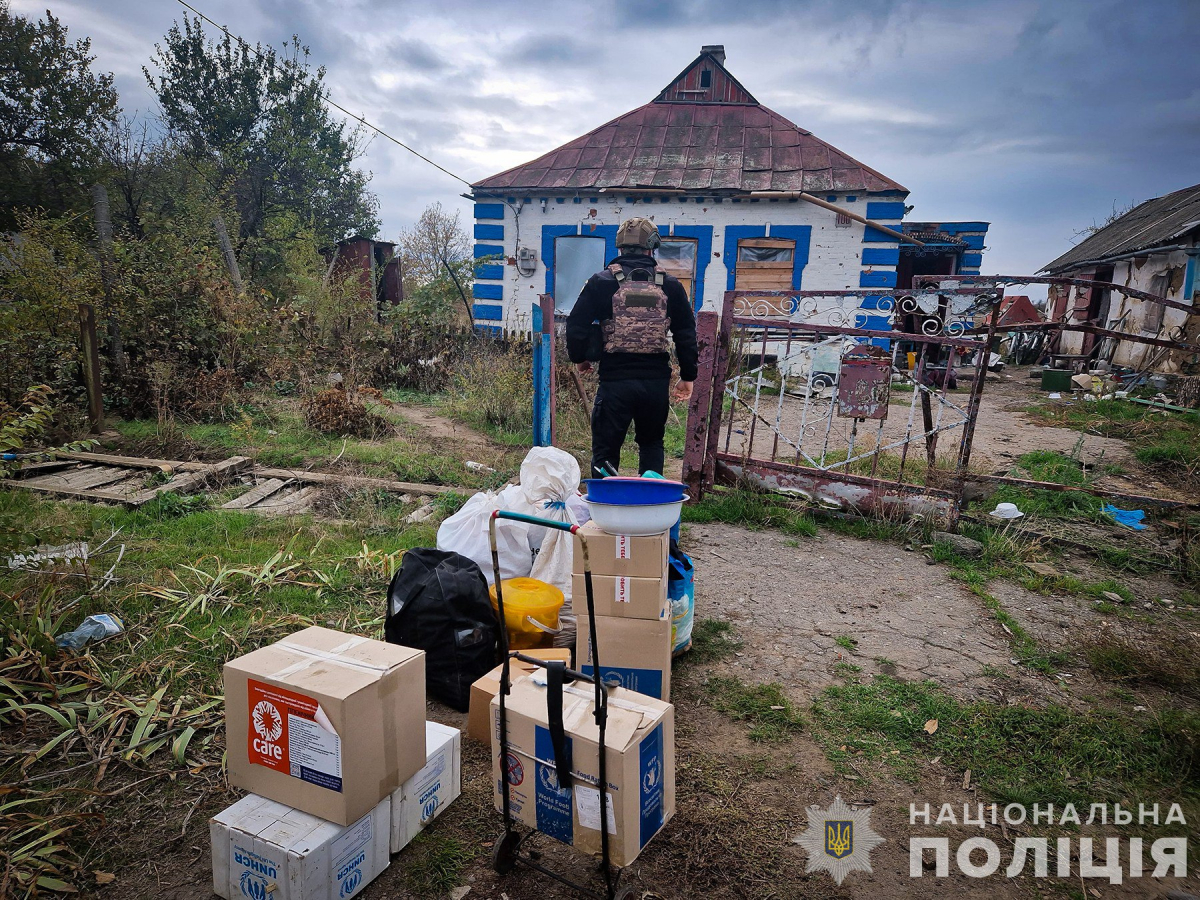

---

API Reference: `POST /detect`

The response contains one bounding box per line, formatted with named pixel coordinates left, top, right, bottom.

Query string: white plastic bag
left=436, top=484, right=537, bottom=586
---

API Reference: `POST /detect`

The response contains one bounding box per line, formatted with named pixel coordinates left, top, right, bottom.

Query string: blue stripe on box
left=580, top=663, right=665, bottom=699
left=474, top=223, right=504, bottom=240
left=861, top=247, right=900, bottom=266
left=475, top=263, right=504, bottom=280
left=639, top=723, right=666, bottom=850
left=473, top=283, right=502, bottom=300
left=474, top=203, right=504, bottom=219
left=865, top=201, right=905, bottom=220
left=534, top=726, right=574, bottom=843
left=474, top=244, right=504, bottom=259
left=472, top=303, right=502, bottom=320
left=860, top=270, right=898, bottom=288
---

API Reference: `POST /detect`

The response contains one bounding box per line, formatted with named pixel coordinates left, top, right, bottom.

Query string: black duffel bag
left=384, top=548, right=499, bottom=711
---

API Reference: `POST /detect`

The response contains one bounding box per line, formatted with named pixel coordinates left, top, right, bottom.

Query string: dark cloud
left=13, top=0, right=1200, bottom=278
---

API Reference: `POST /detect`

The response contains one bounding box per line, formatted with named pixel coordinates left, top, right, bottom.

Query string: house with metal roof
left=468, top=46, right=989, bottom=330
left=1041, top=183, right=1200, bottom=373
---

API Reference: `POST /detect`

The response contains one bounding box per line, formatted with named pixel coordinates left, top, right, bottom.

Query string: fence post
left=212, top=215, right=244, bottom=295
left=683, top=309, right=720, bottom=499
left=533, top=294, right=556, bottom=446
left=90, top=184, right=127, bottom=376
left=78, top=303, right=104, bottom=433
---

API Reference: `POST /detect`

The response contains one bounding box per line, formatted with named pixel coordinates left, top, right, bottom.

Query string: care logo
left=794, top=796, right=885, bottom=885
left=252, top=700, right=283, bottom=741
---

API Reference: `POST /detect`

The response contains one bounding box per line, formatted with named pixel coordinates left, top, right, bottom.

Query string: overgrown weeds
left=702, top=676, right=805, bottom=742
left=1082, top=628, right=1200, bottom=698
left=448, top=340, right=533, bottom=436
left=683, top=488, right=818, bottom=537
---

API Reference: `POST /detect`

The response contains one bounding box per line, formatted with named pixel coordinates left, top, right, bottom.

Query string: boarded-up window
left=735, top=238, right=795, bottom=315
left=657, top=238, right=698, bottom=300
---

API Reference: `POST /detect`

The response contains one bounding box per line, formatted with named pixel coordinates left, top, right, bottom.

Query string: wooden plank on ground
left=127, top=456, right=251, bottom=506
left=1, top=479, right=139, bottom=504
left=56, top=451, right=208, bottom=471
left=253, top=467, right=455, bottom=496
left=251, top=485, right=321, bottom=515
left=223, top=478, right=289, bottom=510
left=24, top=466, right=130, bottom=491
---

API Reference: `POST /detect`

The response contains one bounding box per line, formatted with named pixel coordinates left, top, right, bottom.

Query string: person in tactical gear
left=566, top=216, right=699, bottom=478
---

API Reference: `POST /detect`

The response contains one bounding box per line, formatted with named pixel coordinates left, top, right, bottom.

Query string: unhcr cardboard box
left=489, top=675, right=674, bottom=868
left=467, top=647, right=572, bottom=744
left=577, top=615, right=672, bottom=701
left=571, top=572, right=668, bottom=620
left=210, top=793, right=390, bottom=900
left=390, top=721, right=461, bottom=852
left=225, top=626, right=426, bottom=826
left=573, top=522, right=669, bottom=579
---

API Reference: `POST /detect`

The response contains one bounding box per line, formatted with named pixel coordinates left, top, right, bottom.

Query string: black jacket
left=565, top=253, right=699, bottom=383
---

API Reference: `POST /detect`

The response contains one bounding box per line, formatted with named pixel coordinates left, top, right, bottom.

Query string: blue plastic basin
left=582, top=477, right=686, bottom=506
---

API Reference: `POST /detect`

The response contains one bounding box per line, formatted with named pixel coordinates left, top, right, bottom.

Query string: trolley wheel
left=613, top=887, right=643, bottom=900
left=491, top=830, right=521, bottom=875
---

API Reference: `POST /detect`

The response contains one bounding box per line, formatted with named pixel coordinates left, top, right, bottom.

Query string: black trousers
left=590, top=377, right=670, bottom=478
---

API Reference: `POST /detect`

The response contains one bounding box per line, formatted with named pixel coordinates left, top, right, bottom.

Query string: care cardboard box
left=573, top=522, right=669, bottom=579
left=489, top=675, right=674, bottom=868
left=210, top=793, right=390, bottom=900
left=571, top=572, right=668, bottom=620
left=467, top=647, right=572, bottom=744
left=390, top=721, right=461, bottom=852
left=578, top=615, right=672, bottom=701
left=225, top=626, right=426, bottom=826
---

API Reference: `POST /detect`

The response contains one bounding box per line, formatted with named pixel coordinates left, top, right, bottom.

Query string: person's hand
left=576, top=361, right=593, bottom=373
left=672, top=380, right=693, bottom=402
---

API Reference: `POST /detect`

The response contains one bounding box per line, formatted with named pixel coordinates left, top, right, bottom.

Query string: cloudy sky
left=18, top=0, right=1200, bottom=285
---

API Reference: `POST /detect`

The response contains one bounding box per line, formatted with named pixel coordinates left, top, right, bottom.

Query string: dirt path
left=392, top=403, right=497, bottom=453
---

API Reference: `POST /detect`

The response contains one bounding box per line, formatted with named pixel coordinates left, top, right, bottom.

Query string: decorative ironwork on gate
left=683, top=285, right=1002, bottom=524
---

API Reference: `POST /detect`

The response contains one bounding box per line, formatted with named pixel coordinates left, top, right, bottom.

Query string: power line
left=172, top=0, right=473, bottom=188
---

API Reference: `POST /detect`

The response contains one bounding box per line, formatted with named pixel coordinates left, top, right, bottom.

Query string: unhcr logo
left=794, top=796, right=885, bottom=885
left=339, top=868, right=362, bottom=897
left=239, top=871, right=270, bottom=900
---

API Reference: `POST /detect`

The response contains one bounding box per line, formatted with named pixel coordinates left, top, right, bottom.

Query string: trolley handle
left=491, top=509, right=579, bottom=532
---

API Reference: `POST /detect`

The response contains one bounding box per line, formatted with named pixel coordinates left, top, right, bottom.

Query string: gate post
left=532, top=294, right=556, bottom=446
left=948, top=289, right=1003, bottom=529
left=683, top=309, right=720, bottom=498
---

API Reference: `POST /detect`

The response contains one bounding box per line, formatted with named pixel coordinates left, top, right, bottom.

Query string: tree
left=144, top=17, right=379, bottom=268
left=397, top=202, right=474, bottom=326
left=0, top=1, right=119, bottom=227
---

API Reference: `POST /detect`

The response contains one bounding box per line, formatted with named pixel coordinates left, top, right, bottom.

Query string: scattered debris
left=932, top=531, right=984, bottom=557
left=989, top=502, right=1024, bottom=520
left=1102, top=504, right=1146, bottom=530
left=56, top=613, right=123, bottom=651
left=962, top=769, right=972, bottom=790
left=7, top=541, right=89, bottom=570
left=406, top=503, right=436, bottom=524
left=923, top=719, right=938, bottom=735
left=465, top=461, right=495, bottom=473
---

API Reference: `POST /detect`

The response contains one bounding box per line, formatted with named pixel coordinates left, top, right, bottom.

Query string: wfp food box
left=573, top=522, right=669, bottom=578
left=225, top=626, right=425, bottom=825
left=210, top=793, right=390, bottom=900
left=391, top=721, right=461, bottom=852
left=489, top=675, right=674, bottom=868
left=467, top=647, right=572, bottom=744
left=571, top=572, right=668, bottom=620
left=577, top=615, right=672, bottom=701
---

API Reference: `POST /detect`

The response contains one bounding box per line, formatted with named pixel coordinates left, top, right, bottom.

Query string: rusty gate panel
left=837, top=345, right=891, bottom=419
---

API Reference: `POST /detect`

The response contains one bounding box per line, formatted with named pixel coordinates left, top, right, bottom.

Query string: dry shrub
left=355, top=385, right=392, bottom=408
left=449, top=340, right=532, bottom=435
left=1084, top=627, right=1200, bottom=697
left=303, top=389, right=389, bottom=437
left=173, top=368, right=243, bottom=422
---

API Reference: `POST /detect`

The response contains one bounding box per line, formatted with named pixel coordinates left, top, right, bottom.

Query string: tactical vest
left=601, top=263, right=670, bottom=354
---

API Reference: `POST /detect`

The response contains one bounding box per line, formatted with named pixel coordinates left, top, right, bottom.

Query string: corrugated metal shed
left=473, top=48, right=906, bottom=195
left=1043, top=183, right=1200, bottom=273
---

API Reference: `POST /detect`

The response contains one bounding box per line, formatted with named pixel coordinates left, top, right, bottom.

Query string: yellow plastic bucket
left=489, top=578, right=565, bottom=650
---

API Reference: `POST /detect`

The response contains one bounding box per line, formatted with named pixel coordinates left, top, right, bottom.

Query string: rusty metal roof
left=473, top=49, right=907, bottom=195
left=1042, top=183, right=1200, bottom=273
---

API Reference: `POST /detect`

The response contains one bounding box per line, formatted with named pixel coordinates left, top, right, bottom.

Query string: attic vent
left=700, top=69, right=712, bottom=88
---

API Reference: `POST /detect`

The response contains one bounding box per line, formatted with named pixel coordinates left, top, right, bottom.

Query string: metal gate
left=682, top=284, right=1003, bottom=524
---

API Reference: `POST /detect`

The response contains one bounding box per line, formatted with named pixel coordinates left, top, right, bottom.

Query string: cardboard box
left=573, top=522, right=669, bottom=578
left=578, top=615, right=672, bottom=701
left=467, top=648, right=572, bottom=744
left=391, top=722, right=461, bottom=852
left=572, top=572, right=668, bottom=620
left=210, top=793, right=390, bottom=900
left=225, top=626, right=426, bottom=826
left=489, top=675, right=674, bottom=868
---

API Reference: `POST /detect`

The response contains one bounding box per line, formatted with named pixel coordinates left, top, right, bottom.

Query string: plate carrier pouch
left=601, top=263, right=670, bottom=354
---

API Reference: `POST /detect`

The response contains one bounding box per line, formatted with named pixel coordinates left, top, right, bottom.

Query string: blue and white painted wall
left=468, top=190, right=912, bottom=330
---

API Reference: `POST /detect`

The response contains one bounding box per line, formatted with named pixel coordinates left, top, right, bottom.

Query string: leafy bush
left=449, top=340, right=533, bottom=435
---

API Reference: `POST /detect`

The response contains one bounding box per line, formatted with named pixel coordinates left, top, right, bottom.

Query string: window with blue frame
left=553, top=235, right=606, bottom=314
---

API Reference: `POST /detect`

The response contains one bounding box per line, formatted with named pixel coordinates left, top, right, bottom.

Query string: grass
left=811, top=674, right=1200, bottom=816
left=701, top=675, right=805, bottom=742
left=682, top=488, right=818, bottom=537
left=835, top=635, right=857, bottom=652
left=1082, top=629, right=1200, bottom=697
left=986, top=449, right=1108, bottom=520
left=400, top=831, right=467, bottom=897
left=1027, top=399, right=1200, bottom=489
left=682, top=618, right=744, bottom=665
